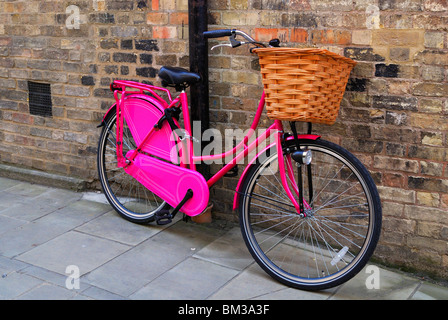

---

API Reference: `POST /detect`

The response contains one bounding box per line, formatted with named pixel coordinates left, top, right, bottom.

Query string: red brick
left=0, top=37, right=12, bottom=46
left=291, top=28, right=308, bottom=43
left=311, top=30, right=351, bottom=45
left=153, top=26, right=177, bottom=39
left=12, top=112, right=33, bottom=125
left=146, top=12, right=169, bottom=25
left=152, top=0, right=160, bottom=10
left=254, top=28, right=289, bottom=42
left=169, top=12, right=188, bottom=25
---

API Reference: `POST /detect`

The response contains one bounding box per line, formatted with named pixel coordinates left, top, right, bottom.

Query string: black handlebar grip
left=203, top=29, right=234, bottom=39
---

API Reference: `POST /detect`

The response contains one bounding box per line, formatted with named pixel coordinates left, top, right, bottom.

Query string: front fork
left=276, top=121, right=313, bottom=217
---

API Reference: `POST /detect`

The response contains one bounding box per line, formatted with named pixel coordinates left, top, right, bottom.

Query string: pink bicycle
left=97, top=29, right=382, bottom=290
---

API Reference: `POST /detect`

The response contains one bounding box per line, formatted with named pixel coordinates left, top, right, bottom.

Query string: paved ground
left=1, top=176, right=448, bottom=301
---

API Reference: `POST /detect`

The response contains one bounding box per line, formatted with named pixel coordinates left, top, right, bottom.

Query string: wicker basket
left=253, top=47, right=356, bottom=125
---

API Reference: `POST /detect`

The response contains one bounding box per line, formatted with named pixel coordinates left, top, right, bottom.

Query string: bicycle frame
left=108, top=80, right=320, bottom=215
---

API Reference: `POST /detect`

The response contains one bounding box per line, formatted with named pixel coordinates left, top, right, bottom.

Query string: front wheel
left=238, top=138, right=382, bottom=291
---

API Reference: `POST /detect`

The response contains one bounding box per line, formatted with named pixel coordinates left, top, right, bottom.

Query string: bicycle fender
left=97, top=94, right=165, bottom=127
left=232, top=134, right=320, bottom=210
left=99, top=96, right=178, bottom=162
left=97, top=103, right=116, bottom=127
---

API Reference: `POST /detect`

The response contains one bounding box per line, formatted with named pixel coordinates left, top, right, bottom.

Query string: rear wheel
left=97, top=104, right=168, bottom=224
left=238, top=138, right=382, bottom=290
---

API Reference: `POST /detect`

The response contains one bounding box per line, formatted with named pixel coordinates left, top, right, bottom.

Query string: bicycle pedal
left=155, top=209, right=172, bottom=225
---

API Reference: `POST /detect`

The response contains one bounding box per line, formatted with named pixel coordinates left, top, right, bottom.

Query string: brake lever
left=211, top=42, right=248, bottom=51
left=229, top=34, right=241, bottom=48
left=211, top=34, right=243, bottom=51
left=211, top=43, right=233, bottom=51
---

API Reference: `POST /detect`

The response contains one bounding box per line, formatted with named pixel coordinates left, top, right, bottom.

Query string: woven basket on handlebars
left=253, top=47, right=357, bottom=125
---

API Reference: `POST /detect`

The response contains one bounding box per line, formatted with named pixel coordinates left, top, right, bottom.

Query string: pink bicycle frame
left=111, top=80, right=320, bottom=215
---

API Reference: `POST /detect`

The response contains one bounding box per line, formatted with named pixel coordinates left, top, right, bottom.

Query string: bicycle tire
left=97, top=101, right=169, bottom=224
left=238, top=138, right=382, bottom=290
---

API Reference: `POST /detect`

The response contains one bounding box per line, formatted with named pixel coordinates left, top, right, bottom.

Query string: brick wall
left=0, top=0, right=190, bottom=180
left=0, top=0, right=447, bottom=278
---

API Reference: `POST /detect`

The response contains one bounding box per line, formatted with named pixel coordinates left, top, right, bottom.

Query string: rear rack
left=110, top=80, right=173, bottom=107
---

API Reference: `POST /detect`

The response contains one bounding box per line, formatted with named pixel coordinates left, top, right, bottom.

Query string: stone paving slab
left=130, top=257, right=240, bottom=300
left=83, top=219, right=228, bottom=297
left=1, top=176, right=448, bottom=301
left=0, top=188, right=82, bottom=222
left=16, top=231, right=131, bottom=276
left=75, top=211, right=161, bottom=246
left=193, top=227, right=254, bottom=271
left=330, top=266, right=421, bottom=300
left=412, top=282, right=448, bottom=300
left=0, top=269, right=43, bottom=299
left=0, top=200, right=110, bottom=258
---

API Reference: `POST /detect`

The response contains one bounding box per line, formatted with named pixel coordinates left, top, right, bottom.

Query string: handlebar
left=203, top=29, right=268, bottom=51
left=203, top=29, right=234, bottom=39
left=203, top=29, right=257, bottom=43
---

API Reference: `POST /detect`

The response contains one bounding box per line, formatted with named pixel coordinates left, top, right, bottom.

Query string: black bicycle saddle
left=158, top=66, right=201, bottom=91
